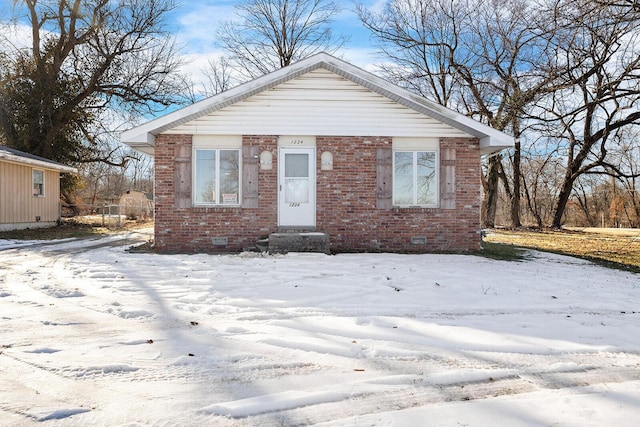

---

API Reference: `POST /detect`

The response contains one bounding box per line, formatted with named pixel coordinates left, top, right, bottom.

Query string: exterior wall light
left=321, top=151, right=333, bottom=170
left=260, top=150, right=273, bottom=170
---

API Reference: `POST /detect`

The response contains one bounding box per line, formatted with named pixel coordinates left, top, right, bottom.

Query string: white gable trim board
left=121, top=53, right=514, bottom=156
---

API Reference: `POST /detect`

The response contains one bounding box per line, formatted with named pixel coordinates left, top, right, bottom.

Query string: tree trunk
left=510, top=138, right=522, bottom=227
left=481, top=155, right=501, bottom=228
left=522, top=174, right=543, bottom=228
left=552, top=178, right=574, bottom=228
left=61, top=191, right=80, bottom=216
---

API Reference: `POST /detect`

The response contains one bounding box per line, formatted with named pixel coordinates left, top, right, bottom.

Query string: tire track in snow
left=191, top=323, right=640, bottom=425
left=1, top=236, right=162, bottom=326
left=194, top=351, right=640, bottom=426
left=0, top=351, right=96, bottom=425
left=3, top=240, right=640, bottom=426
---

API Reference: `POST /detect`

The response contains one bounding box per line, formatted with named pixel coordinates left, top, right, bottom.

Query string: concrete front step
left=268, top=232, right=330, bottom=254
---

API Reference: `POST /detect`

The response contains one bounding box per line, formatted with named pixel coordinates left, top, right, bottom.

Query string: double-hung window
left=33, top=169, right=44, bottom=197
left=393, top=151, right=438, bottom=207
left=194, top=148, right=240, bottom=206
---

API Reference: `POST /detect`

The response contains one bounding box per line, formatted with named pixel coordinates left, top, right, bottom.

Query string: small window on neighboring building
left=33, top=169, right=44, bottom=197
left=193, top=149, right=240, bottom=205
left=393, top=151, right=438, bottom=207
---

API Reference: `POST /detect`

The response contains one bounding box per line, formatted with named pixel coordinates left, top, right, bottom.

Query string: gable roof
left=0, top=146, right=77, bottom=173
left=121, top=52, right=514, bottom=156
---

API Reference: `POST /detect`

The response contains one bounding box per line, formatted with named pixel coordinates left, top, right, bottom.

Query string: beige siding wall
left=0, top=160, right=61, bottom=227
left=166, top=69, right=473, bottom=138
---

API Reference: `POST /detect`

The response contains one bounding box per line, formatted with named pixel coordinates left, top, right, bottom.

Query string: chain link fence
left=61, top=193, right=153, bottom=229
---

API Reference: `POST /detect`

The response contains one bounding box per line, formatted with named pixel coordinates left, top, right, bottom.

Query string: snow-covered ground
left=1, top=231, right=639, bottom=426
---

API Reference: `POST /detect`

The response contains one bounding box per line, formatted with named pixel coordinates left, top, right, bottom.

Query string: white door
left=278, top=147, right=316, bottom=227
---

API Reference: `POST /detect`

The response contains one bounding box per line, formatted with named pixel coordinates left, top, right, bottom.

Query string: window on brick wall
left=393, top=151, right=438, bottom=207
left=193, top=149, right=240, bottom=205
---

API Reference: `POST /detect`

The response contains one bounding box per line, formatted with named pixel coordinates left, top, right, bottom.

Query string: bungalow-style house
left=0, top=146, right=77, bottom=231
left=121, top=53, right=513, bottom=253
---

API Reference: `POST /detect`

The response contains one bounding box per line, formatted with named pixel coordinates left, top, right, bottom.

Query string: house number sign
left=279, top=136, right=315, bottom=146
left=289, top=203, right=301, bottom=207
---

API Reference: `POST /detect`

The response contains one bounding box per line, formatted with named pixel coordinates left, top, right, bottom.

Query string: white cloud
left=339, top=46, right=382, bottom=73
left=173, top=1, right=237, bottom=54
left=178, top=49, right=229, bottom=96
left=0, top=22, right=34, bottom=52
left=171, top=0, right=382, bottom=93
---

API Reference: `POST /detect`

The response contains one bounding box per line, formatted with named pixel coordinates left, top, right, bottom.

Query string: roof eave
left=319, top=56, right=516, bottom=151
left=120, top=57, right=329, bottom=151
left=0, top=151, right=78, bottom=173
left=120, top=131, right=156, bottom=156
left=479, top=136, right=514, bottom=156
left=120, top=52, right=515, bottom=155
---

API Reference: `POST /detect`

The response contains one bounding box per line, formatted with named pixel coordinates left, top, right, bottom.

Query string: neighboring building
left=0, top=146, right=77, bottom=231
left=121, top=53, right=513, bottom=253
left=118, top=190, right=153, bottom=219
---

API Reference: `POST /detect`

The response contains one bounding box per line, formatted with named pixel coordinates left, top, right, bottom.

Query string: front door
left=278, top=147, right=316, bottom=227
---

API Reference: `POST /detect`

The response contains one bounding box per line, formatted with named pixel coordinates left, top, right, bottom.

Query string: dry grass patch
left=484, top=228, right=640, bottom=272
left=0, top=217, right=153, bottom=241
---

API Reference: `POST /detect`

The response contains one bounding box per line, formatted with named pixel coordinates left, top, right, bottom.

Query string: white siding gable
left=165, top=69, right=472, bottom=138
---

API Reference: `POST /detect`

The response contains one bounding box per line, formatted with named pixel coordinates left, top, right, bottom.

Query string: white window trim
left=32, top=168, right=45, bottom=197
left=193, top=135, right=242, bottom=149
left=392, top=150, right=439, bottom=208
left=393, top=137, right=439, bottom=151
left=192, top=148, right=242, bottom=207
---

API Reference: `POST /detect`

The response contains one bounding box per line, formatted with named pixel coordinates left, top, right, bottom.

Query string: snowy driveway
left=1, top=233, right=640, bottom=426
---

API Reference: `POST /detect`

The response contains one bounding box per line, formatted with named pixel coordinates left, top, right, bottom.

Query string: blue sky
left=0, top=0, right=384, bottom=89
left=172, top=0, right=384, bottom=80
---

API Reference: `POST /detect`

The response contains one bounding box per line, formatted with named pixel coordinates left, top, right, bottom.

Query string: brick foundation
left=153, top=134, right=481, bottom=253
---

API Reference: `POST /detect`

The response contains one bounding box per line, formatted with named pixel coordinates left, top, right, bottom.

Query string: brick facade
left=154, top=134, right=481, bottom=253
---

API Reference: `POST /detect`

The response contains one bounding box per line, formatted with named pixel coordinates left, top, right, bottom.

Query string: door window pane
left=285, top=178, right=309, bottom=203
left=284, top=153, right=310, bottom=203
left=284, top=153, right=309, bottom=203
left=285, top=153, right=309, bottom=177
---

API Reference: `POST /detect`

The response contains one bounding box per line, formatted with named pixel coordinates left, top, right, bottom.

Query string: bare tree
left=358, top=0, right=569, bottom=228
left=573, top=175, right=606, bottom=226
left=604, top=127, right=640, bottom=227
left=621, top=170, right=640, bottom=227
left=520, top=140, right=562, bottom=228
left=359, top=0, right=640, bottom=229
left=123, top=148, right=154, bottom=193
left=0, top=0, right=188, bottom=176
left=201, top=56, right=237, bottom=96
left=218, top=0, right=347, bottom=79
left=357, top=0, right=466, bottom=106
left=594, top=0, right=640, bottom=11
left=532, top=0, right=640, bottom=228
